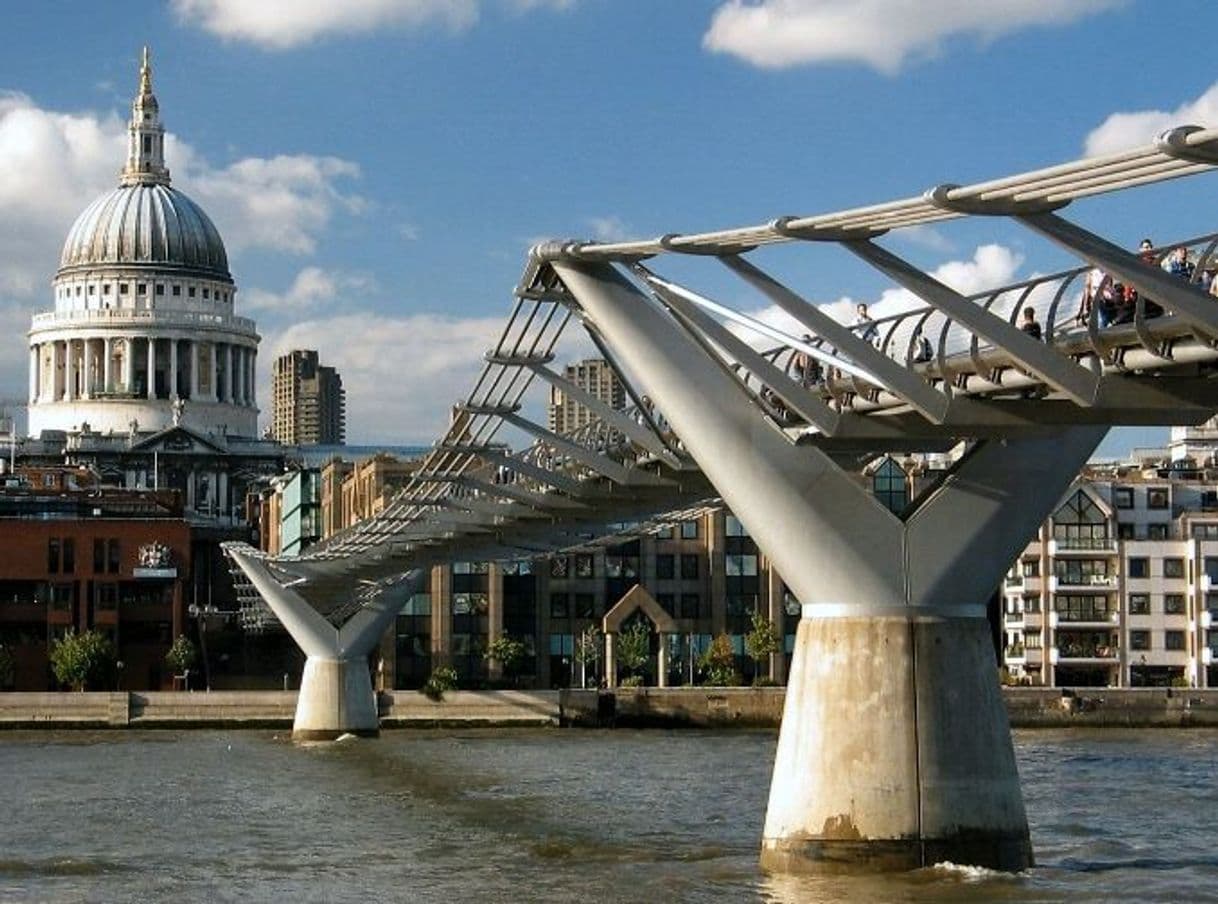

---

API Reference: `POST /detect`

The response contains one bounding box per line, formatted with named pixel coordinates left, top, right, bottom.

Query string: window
left=1165, top=630, right=1186, bottom=651
left=1148, top=488, right=1169, bottom=510
left=1164, top=593, right=1186, bottom=615
left=1163, top=558, right=1185, bottom=579
left=575, top=593, right=595, bottom=619
left=1193, top=523, right=1218, bottom=540
left=575, top=554, right=594, bottom=579
left=188, top=287, right=196, bottom=298
left=550, top=557, right=569, bottom=579
left=1128, top=558, right=1149, bottom=579
left=1130, top=630, right=1150, bottom=651
left=47, top=538, right=60, bottom=574
left=653, top=525, right=673, bottom=540
left=679, top=593, right=702, bottom=620
left=656, top=593, right=675, bottom=616
left=1021, top=560, right=1040, bottom=578
left=136, top=283, right=146, bottom=295
left=1148, top=523, right=1169, bottom=541
left=1129, top=593, right=1150, bottom=615
left=680, top=520, right=699, bottom=540
left=95, top=583, right=117, bottom=612
left=1054, top=595, right=1113, bottom=622
left=680, top=554, right=699, bottom=580
left=725, top=515, right=748, bottom=537
left=655, top=554, right=675, bottom=580
left=93, top=538, right=105, bottom=574
left=1054, top=559, right=1110, bottom=584
left=102, top=283, right=111, bottom=296
left=549, top=593, right=569, bottom=618
left=107, top=539, right=120, bottom=574
left=1024, top=630, right=1043, bottom=649
left=203, top=288, right=210, bottom=299
left=119, top=283, right=128, bottom=295
left=1118, top=522, right=1136, bottom=539
left=726, top=553, right=758, bottom=577
left=50, top=583, right=73, bottom=612
left=172, top=285, right=182, bottom=297
left=1052, top=490, right=1110, bottom=546
left=872, top=457, right=909, bottom=514
left=1113, top=487, right=1134, bottom=509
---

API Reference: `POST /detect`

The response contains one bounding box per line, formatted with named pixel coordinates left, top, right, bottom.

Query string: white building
left=27, top=48, right=259, bottom=440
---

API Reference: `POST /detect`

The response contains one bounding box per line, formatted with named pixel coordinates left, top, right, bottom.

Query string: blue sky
left=1, top=0, right=1217, bottom=453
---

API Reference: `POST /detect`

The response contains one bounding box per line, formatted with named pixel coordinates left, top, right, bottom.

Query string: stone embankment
left=4, top=686, right=1218, bottom=729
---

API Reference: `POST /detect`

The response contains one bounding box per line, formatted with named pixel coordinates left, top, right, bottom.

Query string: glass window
left=575, top=593, right=595, bottom=619
left=1118, top=522, right=1136, bottom=539
left=1148, top=523, right=1169, bottom=541
left=47, top=538, right=60, bottom=574
left=95, top=583, right=117, bottom=611
left=1130, top=630, right=1150, bottom=651
left=1021, top=559, right=1040, bottom=577
left=1129, top=593, right=1150, bottom=615
left=1193, top=523, right=1218, bottom=540
left=726, top=554, right=759, bottom=577
left=1052, top=489, right=1110, bottom=546
left=1128, top=558, right=1149, bottom=579
left=1163, top=558, right=1185, bottom=579
left=680, top=554, right=699, bottom=580
left=1054, top=595, right=1114, bottom=622
left=402, top=593, right=431, bottom=617
left=655, top=554, right=675, bottom=580
left=1165, top=630, right=1186, bottom=651
left=872, top=457, right=908, bottom=514
left=1164, top=593, right=1186, bottom=615
left=550, top=592, right=569, bottom=618
left=680, top=520, right=699, bottom=540
left=653, top=525, right=673, bottom=540
left=656, top=593, right=675, bottom=616
left=550, top=556, right=569, bottom=579
left=107, top=539, right=120, bottom=574
left=93, top=538, right=105, bottom=574
left=1054, top=559, right=1110, bottom=584
left=1147, top=488, right=1169, bottom=510
left=575, top=555, right=594, bottom=578
left=1113, top=487, right=1133, bottom=509
left=725, top=515, right=748, bottom=537
left=679, top=593, right=701, bottom=620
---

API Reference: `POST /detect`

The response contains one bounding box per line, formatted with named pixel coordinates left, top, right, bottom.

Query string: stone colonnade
left=29, top=336, right=256, bottom=406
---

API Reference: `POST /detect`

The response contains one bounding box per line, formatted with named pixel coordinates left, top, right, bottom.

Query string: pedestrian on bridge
left=1020, top=307, right=1043, bottom=341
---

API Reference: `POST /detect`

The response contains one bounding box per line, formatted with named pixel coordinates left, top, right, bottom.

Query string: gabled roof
left=129, top=424, right=228, bottom=455
left=603, top=583, right=677, bottom=634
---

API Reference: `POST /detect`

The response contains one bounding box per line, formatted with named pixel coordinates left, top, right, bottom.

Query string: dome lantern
left=121, top=46, right=170, bottom=187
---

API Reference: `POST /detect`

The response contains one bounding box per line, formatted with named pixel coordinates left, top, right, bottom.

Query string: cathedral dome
left=58, top=183, right=229, bottom=278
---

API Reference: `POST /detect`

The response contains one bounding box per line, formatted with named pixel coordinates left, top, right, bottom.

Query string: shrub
left=616, top=622, right=652, bottom=682
left=699, top=634, right=740, bottom=687
left=619, top=675, right=644, bottom=688
left=49, top=630, right=116, bottom=692
left=422, top=665, right=459, bottom=701
left=484, top=635, right=527, bottom=674
left=164, top=635, right=197, bottom=677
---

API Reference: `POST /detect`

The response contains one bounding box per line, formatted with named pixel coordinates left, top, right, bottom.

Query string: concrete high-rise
left=271, top=350, right=346, bottom=445
left=546, top=357, right=625, bottom=435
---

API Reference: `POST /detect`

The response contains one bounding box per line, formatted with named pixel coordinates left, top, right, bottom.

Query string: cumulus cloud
left=703, top=0, right=1123, bottom=73
left=173, top=0, right=578, bottom=49
left=1084, top=82, right=1218, bottom=156
left=261, top=311, right=509, bottom=442
left=243, top=267, right=377, bottom=313
left=736, top=243, right=1025, bottom=343
left=586, top=215, right=630, bottom=242
left=0, top=93, right=363, bottom=299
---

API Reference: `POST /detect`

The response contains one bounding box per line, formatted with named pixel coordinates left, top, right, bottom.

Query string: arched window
left=872, top=457, right=908, bottom=514
left=1052, top=489, right=1109, bottom=546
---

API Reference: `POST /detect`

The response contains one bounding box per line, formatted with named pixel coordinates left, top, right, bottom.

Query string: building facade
left=1002, top=466, right=1218, bottom=688
left=547, top=358, right=625, bottom=435
left=271, top=350, right=346, bottom=446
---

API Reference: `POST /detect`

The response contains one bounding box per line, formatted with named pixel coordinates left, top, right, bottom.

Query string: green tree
left=744, top=611, right=780, bottom=685
left=616, top=621, right=652, bottom=682
left=49, top=630, right=117, bottom=692
left=573, top=626, right=602, bottom=688
left=699, top=633, right=740, bottom=687
left=422, top=665, right=459, bottom=701
left=484, top=634, right=527, bottom=675
left=164, top=635, right=197, bottom=678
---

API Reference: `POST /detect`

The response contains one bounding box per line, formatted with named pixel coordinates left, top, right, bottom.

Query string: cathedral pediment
left=130, top=425, right=228, bottom=456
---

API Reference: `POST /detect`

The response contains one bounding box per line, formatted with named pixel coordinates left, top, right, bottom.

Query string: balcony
left=1004, top=574, right=1024, bottom=588
left=1054, top=573, right=1118, bottom=591
left=30, top=308, right=256, bottom=334
left=1052, top=537, right=1118, bottom=554
left=1004, top=645, right=1026, bottom=661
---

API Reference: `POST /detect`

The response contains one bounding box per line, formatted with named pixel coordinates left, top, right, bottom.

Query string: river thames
left=2, top=727, right=1217, bottom=902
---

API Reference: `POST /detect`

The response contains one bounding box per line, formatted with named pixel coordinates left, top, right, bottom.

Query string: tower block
left=554, top=259, right=1105, bottom=871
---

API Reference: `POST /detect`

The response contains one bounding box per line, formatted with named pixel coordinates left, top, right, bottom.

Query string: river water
left=1, top=728, right=1216, bottom=902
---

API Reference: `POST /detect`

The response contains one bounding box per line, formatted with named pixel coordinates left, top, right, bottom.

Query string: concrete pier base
left=292, top=657, right=379, bottom=741
left=760, top=613, right=1032, bottom=873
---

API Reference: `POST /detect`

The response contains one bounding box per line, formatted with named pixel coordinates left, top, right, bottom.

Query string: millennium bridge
left=226, top=124, right=1218, bottom=872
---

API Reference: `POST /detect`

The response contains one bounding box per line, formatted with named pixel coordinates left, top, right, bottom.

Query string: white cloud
left=0, top=93, right=363, bottom=300
left=243, top=267, right=377, bottom=313
left=1084, top=82, right=1218, bottom=156
left=737, top=243, right=1025, bottom=342
left=173, top=0, right=579, bottom=49
left=262, top=312, right=508, bottom=442
left=586, top=215, right=630, bottom=242
left=703, top=0, right=1123, bottom=73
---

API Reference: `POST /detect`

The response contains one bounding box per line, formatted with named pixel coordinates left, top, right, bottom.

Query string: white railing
left=30, top=308, right=256, bottom=333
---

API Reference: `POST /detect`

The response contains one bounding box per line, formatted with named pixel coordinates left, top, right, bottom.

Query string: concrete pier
left=292, top=658, right=379, bottom=740
left=761, top=614, right=1031, bottom=872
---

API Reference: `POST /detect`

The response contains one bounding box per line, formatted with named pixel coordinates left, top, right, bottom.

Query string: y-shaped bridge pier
left=227, top=124, right=1218, bottom=871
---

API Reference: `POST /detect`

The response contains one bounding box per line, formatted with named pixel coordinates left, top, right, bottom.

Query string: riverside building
left=270, top=349, right=346, bottom=446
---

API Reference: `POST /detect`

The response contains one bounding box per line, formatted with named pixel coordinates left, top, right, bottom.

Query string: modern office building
left=546, top=358, right=625, bottom=435
left=270, top=350, right=346, bottom=446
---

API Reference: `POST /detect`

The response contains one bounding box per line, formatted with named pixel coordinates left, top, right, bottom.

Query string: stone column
left=146, top=337, right=157, bottom=400
left=124, top=337, right=135, bottom=394
left=82, top=338, right=94, bottom=399
left=487, top=563, right=504, bottom=680
left=103, top=337, right=113, bottom=394
left=209, top=343, right=218, bottom=402
left=190, top=340, right=200, bottom=400
left=28, top=345, right=38, bottom=405
left=431, top=565, right=452, bottom=668
left=767, top=564, right=788, bottom=684
left=605, top=632, right=617, bottom=688
left=169, top=338, right=179, bottom=400
left=61, top=340, right=74, bottom=401
left=657, top=633, right=669, bottom=688
left=225, top=344, right=234, bottom=403
left=248, top=349, right=256, bottom=406
left=218, top=471, right=229, bottom=516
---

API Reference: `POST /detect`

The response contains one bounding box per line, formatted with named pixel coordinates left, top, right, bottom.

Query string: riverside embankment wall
left=3, top=687, right=1218, bottom=729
